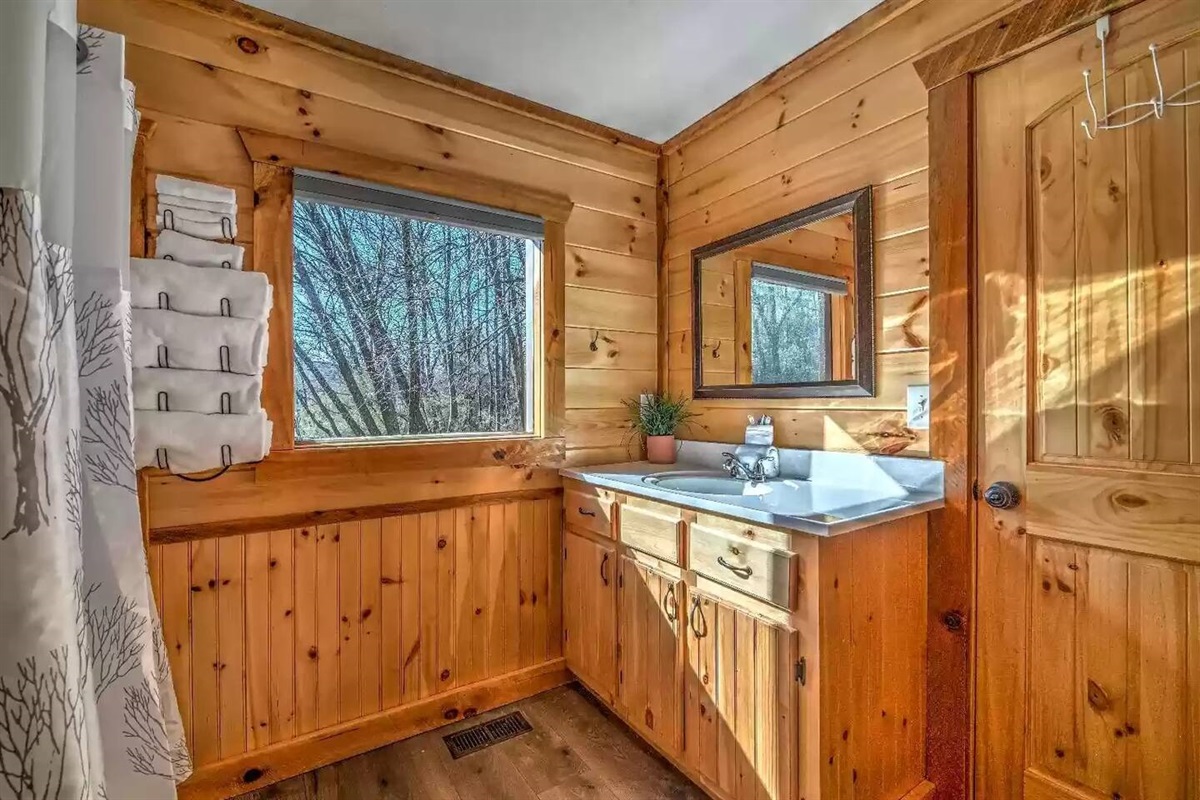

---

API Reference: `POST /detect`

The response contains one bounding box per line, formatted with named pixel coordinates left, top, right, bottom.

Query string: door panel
left=562, top=530, right=617, bottom=702
left=616, top=556, right=683, bottom=756
left=683, top=591, right=797, bottom=800
left=974, top=2, right=1200, bottom=798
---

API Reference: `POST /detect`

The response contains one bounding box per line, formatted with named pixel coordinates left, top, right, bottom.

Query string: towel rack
left=1081, top=15, right=1200, bottom=139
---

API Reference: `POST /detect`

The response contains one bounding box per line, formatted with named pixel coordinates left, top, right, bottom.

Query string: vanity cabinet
left=560, top=477, right=928, bottom=800
left=562, top=529, right=618, bottom=703
left=684, top=591, right=799, bottom=800
left=616, top=555, right=685, bottom=758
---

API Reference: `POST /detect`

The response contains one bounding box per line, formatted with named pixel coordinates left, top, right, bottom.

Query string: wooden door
left=684, top=591, right=797, bottom=800
left=616, top=555, right=684, bottom=756
left=974, top=3, right=1200, bottom=799
left=562, top=530, right=617, bottom=702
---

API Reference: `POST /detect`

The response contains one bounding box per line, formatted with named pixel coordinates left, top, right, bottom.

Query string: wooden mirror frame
left=690, top=186, right=875, bottom=399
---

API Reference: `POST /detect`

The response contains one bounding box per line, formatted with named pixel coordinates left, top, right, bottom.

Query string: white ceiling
left=242, top=0, right=883, bottom=143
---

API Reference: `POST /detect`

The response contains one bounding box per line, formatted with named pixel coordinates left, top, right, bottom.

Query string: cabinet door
left=562, top=530, right=617, bottom=702
left=685, top=593, right=798, bottom=800
left=617, top=555, right=683, bottom=757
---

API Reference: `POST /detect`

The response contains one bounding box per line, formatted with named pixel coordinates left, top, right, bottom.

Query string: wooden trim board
left=914, top=0, right=1139, bottom=89
left=925, top=74, right=974, bottom=800
left=178, top=659, right=571, bottom=800
left=150, top=486, right=564, bottom=544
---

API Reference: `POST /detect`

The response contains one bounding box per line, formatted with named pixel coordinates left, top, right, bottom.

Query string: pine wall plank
left=662, top=0, right=1017, bottom=457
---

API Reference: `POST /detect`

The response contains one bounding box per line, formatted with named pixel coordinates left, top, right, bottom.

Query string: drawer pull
left=578, top=507, right=597, bottom=517
left=717, top=555, right=753, bottom=580
left=600, top=552, right=610, bottom=586
left=664, top=584, right=678, bottom=623
left=689, top=597, right=708, bottom=639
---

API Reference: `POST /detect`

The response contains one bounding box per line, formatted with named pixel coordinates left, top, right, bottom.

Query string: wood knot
left=443, top=708, right=459, bottom=720
left=440, top=669, right=451, bottom=681
left=493, top=449, right=507, bottom=461
left=437, top=537, right=447, bottom=550
left=1087, top=678, right=1110, bottom=711
left=1111, top=491, right=1147, bottom=510
left=242, top=767, right=265, bottom=783
left=236, top=36, right=260, bottom=55
left=942, top=610, right=965, bottom=632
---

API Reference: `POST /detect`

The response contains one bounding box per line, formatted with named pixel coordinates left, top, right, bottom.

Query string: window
left=291, top=172, right=541, bottom=444
left=749, top=263, right=846, bottom=384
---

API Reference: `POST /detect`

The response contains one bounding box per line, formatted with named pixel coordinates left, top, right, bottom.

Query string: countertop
left=560, top=444, right=944, bottom=537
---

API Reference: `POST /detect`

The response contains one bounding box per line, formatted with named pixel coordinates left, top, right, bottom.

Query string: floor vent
left=443, top=711, right=533, bottom=759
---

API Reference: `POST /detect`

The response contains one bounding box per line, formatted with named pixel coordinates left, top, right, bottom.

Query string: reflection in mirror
left=692, top=188, right=874, bottom=398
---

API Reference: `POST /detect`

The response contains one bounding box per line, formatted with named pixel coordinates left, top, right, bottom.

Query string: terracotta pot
left=645, top=435, right=677, bottom=465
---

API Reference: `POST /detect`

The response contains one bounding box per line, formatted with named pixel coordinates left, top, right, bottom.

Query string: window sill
left=139, top=435, right=565, bottom=485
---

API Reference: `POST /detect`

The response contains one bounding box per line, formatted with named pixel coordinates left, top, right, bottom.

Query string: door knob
left=983, top=481, right=1021, bottom=510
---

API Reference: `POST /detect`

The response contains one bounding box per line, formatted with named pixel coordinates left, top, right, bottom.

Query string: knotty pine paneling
left=150, top=496, right=563, bottom=772
left=662, top=0, right=1018, bottom=456
left=89, top=0, right=658, bottom=473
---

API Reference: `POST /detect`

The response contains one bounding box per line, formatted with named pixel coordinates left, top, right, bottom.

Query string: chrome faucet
left=721, top=450, right=778, bottom=482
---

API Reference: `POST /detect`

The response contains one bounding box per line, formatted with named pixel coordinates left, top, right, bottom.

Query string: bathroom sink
left=643, top=471, right=773, bottom=497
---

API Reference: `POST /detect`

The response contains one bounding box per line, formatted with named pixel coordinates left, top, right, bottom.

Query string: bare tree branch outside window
left=292, top=198, right=536, bottom=442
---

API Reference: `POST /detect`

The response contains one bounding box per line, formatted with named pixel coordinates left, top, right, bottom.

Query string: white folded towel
left=155, top=174, right=237, bottom=207
left=135, top=409, right=272, bottom=473
left=133, top=308, right=267, bottom=375
left=155, top=229, right=244, bottom=270
left=156, top=193, right=235, bottom=215
left=133, top=368, right=262, bottom=415
left=157, top=210, right=237, bottom=241
left=131, top=258, right=271, bottom=320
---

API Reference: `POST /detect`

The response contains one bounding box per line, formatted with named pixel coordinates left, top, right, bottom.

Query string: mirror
left=691, top=187, right=874, bottom=398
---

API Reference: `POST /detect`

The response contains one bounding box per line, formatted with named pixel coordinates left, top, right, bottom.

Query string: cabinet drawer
left=689, top=516, right=796, bottom=609
left=564, top=487, right=615, bottom=538
left=618, top=498, right=683, bottom=564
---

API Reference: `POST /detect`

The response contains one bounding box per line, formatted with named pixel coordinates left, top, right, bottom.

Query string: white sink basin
left=642, top=471, right=773, bottom=497
left=643, top=471, right=913, bottom=521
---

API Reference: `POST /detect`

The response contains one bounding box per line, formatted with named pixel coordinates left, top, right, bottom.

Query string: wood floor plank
left=232, top=685, right=703, bottom=800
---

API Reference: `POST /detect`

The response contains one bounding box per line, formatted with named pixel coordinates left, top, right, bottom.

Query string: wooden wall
left=661, top=0, right=1021, bottom=456
left=148, top=497, right=563, bottom=796
left=84, top=0, right=659, bottom=475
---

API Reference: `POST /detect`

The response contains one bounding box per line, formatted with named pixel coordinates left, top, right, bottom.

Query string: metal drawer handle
left=600, top=552, right=610, bottom=586
left=578, top=507, right=597, bottom=517
left=717, top=556, right=753, bottom=580
left=689, top=597, right=708, bottom=639
left=664, top=584, right=678, bottom=623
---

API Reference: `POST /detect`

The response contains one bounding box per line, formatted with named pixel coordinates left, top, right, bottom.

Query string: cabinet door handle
left=663, top=584, right=678, bottom=623
left=578, top=507, right=597, bottom=517
left=689, top=597, right=707, bottom=639
left=717, top=555, right=753, bottom=580
left=600, top=552, right=610, bottom=586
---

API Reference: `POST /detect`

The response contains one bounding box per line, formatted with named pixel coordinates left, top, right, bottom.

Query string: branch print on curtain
left=0, top=7, right=189, bottom=798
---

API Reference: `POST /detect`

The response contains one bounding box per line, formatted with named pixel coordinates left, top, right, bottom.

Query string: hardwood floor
left=237, top=684, right=707, bottom=800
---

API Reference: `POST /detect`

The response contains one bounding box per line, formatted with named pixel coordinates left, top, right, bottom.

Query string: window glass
left=749, top=273, right=832, bottom=384
left=292, top=192, right=539, bottom=443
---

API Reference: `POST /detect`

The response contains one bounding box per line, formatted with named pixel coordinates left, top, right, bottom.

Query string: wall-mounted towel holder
left=159, top=207, right=236, bottom=242
left=155, top=443, right=233, bottom=481
left=160, top=252, right=235, bottom=269
left=155, top=289, right=234, bottom=317
left=154, top=344, right=233, bottom=372
left=155, top=390, right=234, bottom=414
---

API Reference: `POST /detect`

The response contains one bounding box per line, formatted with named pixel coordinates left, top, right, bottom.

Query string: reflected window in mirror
left=692, top=188, right=874, bottom=399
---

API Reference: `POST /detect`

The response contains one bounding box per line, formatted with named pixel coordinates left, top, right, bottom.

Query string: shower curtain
left=0, top=2, right=190, bottom=798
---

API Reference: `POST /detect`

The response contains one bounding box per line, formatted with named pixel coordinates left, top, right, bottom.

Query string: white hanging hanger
left=1080, top=14, right=1200, bottom=140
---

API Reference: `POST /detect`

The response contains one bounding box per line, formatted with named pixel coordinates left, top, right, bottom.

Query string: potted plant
left=622, top=393, right=696, bottom=465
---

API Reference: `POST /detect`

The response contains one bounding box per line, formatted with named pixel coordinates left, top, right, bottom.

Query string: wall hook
left=1081, top=15, right=1199, bottom=140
